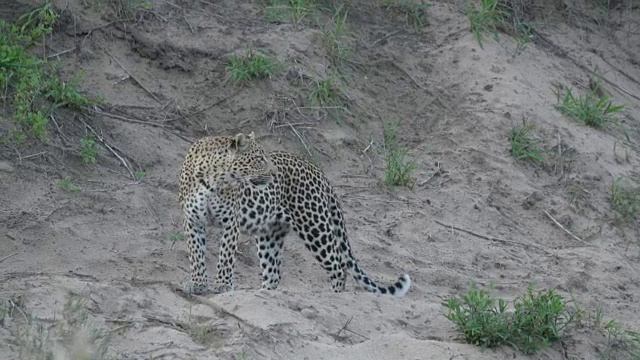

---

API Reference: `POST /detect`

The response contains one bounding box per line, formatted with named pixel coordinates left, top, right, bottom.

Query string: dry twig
left=103, top=47, right=162, bottom=104
left=169, top=282, right=270, bottom=337
left=419, top=162, right=442, bottom=186
left=287, top=122, right=313, bottom=158
left=543, top=210, right=590, bottom=246
left=79, top=118, right=137, bottom=180
left=434, top=220, right=554, bottom=255
left=0, top=252, right=18, bottom=264
left=335, top=316, right=370, bottom=341
left=167, top=89, right=241, bottom=122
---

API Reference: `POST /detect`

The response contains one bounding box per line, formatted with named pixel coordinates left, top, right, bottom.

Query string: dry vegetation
left=1, top=0, right=640, bottom=359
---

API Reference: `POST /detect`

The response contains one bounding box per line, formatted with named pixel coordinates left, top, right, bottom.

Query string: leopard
left=178, top=131, right=412, bottom=297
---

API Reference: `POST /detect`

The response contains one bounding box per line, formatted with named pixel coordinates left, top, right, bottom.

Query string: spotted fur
left=179, top=132, right=411, bottom=296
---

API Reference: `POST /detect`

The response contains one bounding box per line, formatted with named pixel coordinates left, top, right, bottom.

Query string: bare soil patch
left=1, top=0, right=639, bottom=359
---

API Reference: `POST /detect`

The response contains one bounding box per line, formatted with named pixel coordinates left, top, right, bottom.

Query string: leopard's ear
left=232, top=132, right=251, bottom=151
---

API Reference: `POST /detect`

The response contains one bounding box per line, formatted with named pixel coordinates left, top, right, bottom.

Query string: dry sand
left=1, top=0, right=640, bottom=359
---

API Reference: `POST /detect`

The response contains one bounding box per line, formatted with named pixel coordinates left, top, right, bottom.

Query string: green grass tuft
left=57, top=179, right=82, bottom=193
left=555, top=86, right=625, bottom=129
left=226, top=48, right=278, bottom=85
left=610, top=177, right=639, bottom=226
left=508, top=119, right=546, bottom=165
left=466, top=0, right=507, bottom=49
left=2, top=294, right=115, bottom=360
left=443, top=283, right=579, bottom=355
left=381, top=0, right=433, bottom=30
left=307, top=76, right=346, bottom=123
left=599, top=318, right=640, bottom=359
left=264, top=0, right=314, bottom=27
left=1, top=1, right=97, bottom=141
left=384, top=120, right=416, bottom=187
left=318, top=5, right=352, bottom=65
left=79, top=136, right=100, bottom=165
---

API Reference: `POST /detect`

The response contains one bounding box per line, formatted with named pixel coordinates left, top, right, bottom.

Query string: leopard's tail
left=329, top=191, right=411, bottom=297
left=344, top=249, right=411, bottom=297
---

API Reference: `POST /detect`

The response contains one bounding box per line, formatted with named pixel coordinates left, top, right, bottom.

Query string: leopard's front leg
left=183, top=194, right=210, bottom=295
left=212, top=216, right=239, bottom=293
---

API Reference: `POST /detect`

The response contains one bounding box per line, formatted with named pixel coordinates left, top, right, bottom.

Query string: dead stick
left=0, top=252, right=18, bottom=264
left=368, top=30, right=403, bottom=48
left=287, top=122, right=313, bottom=158
left=169, top=282, right=267, bottom=335
left=336, top=316, right=353, bottom=337
left=94, top=110, right=192, bottom=143
left=47, top=48, right=74, bottom=58
left=167, top=89, right=241, bottom=122
left=543, top=210, right=590, bottom=246
left=598, top=55, right=640, bottom=89
left=183, top=14, right=195, bottom=34
left=434, top=220, right=553, bottom=255
left=104, top=47, right=162, bottom=104
left=590, top=68, right=640, bottom=102
left=80, top=119, right=136, bottom=180
left=93, top=110, right=165, bottom=128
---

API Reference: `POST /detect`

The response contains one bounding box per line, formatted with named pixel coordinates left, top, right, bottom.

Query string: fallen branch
left=93, top=109, right=193, bottom=143
left=103, top=47, right=162, bottom=104
left=543, top=210, right=590, bottom=246
left=0, top=252, right=18, bottom=264
left=368, top=30, right=403, bottom=48
left=335, top=315, right=370, bottom=341
left=434, top=220, right=553, bottom=255
left=167, top=89, right=241, bottom=122
left=183, top=14, right=195, bottom=34
left=79, top=118, right=137, bottom=180
left=47, top=48, right=74, bottom=58
left=169, top=282, right=266, bottom=335
left=533, top=31, right=640, bottom=102
left=287, top=122, right=313, bottom=158
left=93, top=109, right=165, bottom=128
left=419, top=162, right=442, bottom=186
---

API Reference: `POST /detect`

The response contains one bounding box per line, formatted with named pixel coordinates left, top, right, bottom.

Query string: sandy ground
left=1, top=0, right=640, bottom=359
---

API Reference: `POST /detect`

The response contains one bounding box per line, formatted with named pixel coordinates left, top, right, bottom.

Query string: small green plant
left=610, top=177, right=639, bottom=226
left=466, top=0, right=507, bottom=49
left=105, top=0, right=153, bottom=19
left=508, top=119, right=546, bottom=165
left=17, top=1, right=59, bottom=39
left=318, top=5, right=352, bottom=65
left=57, top=179, right=82, bottom=193
left=187, top=321, right=219, bottom=346
left=383, top=121, right=415, bottom=187
left=4, top=294, right=114, bottom=360
left=79, top=137, right=100, bottom=164
left=508, top=18, right=541, bottom=55
left=235, top=349, right=251, bottom=360
left=386, top=147, right=417, bottom=187
left=0, top=2, right=96, bottom=141
left=443, top=283, right=578, bottom=355
left=264, top=0, right=314, bottom=27
left=135, top=171, right=145, bottom=180
left=170, top=232, right=185, bottom=247
left=308, top=78, right=342, bottom=107
left=226, top=48, right=278, bottom=85
left=307, top=77, right=346, bottom=122
left=555, top=86, right=625, bottom=129
left=443, top=283, right=511, bottom=348
left=568, top=184, right=589, bottom=209
left=47, top=70, right=95, bottom=110
left=381, top=0, right=433, bottom=29
left=509, top=286, right=576, bottom=354
left=600, top=319, right=640, bottom=359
